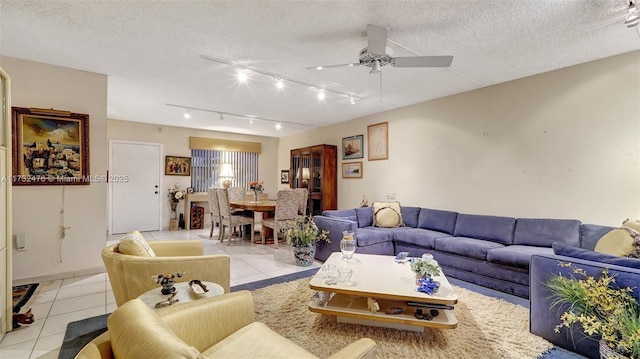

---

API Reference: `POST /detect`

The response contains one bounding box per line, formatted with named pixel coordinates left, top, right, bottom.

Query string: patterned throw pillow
left=622, top=219, right=640, bottom=258
left=372, top=201, right=404, bottom=228
left=116, top=230, right=156, bottom=257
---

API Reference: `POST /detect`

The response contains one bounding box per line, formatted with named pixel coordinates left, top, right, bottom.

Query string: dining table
left=229, top=200, right=278, bottom=244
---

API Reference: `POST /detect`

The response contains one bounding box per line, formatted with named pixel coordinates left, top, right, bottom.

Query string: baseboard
left=13, top=266, right=106, bottom=286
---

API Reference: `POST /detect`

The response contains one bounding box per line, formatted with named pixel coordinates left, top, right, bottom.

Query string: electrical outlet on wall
left=386, top=192, right=396, bottom=200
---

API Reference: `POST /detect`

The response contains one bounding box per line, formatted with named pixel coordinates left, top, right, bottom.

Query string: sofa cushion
left=453, top=214, right=516, bottom=245
left=356, top=227, right=394, bottom=247
left=322, top=209, right=356, bottom=218
left=326, top=214, right=357, bottom=223
left=581, top=224, right=616, bottom=251
left=594, top=228, right=638, bottom=257
left=203, top=322, right=316, bottom=358
left=355, top=207, right=373, bottom=228
left=372, top=201, right=404, bottom=228
left=108, top=299, right=199, bottom=359
left=434, top=237, right=505, bottom=260
left=117, top=230, right=156, bottom=257
left=487, top=245, right=554, bottom=269
left=393, top=228, right=452, bottom=249
left=400, top=206, right=420, bottom=228
left=417, top=208, right=458, bottom=234
left=513, top=218, right=581, bottom=248
left=553, top=242, right=640, bottom=270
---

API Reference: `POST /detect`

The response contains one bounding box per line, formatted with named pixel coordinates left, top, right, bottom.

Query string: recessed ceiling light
left=275, top=78, right=284, bottom=89
left=237, top=68, right=248, bottom=83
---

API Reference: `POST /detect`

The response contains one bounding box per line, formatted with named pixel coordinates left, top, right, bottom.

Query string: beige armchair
left=102, top=239, right=230, bottom=307
left=76, top=291, right=376, bottom=359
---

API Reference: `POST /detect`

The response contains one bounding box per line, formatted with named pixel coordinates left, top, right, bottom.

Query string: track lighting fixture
left=626, top=0, right=639, bottom=28
left=184, top=111, right=191, bottom=119
left=317, top=89, right=326, bottom=101
left=201, top=55, right=361, bottom=103
left=275, top=123, right=282, bottom=130
left=219, top=113, right=224, bottom=121
left=349, top=96, right=356, bottom=105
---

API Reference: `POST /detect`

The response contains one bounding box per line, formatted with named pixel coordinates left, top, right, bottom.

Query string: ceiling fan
left=306, top=24, right=454, bottom=74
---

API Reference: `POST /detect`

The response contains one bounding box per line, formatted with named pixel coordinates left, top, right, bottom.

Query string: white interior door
left=110, top=141, right=162, bottom=234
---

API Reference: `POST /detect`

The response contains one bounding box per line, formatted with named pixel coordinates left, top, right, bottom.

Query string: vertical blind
left=191, top=149, right=259, bottom=192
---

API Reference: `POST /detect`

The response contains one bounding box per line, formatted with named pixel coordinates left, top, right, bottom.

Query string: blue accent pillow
left=553, top=242, right=640, bottom=269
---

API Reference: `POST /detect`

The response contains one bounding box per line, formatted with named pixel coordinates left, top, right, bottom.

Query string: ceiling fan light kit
left=626, top=0, right=639, bottom=28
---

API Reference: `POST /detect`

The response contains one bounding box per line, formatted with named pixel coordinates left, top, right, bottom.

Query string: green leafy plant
left=546, top=262, right=640, bottom=358
left=410, top=258, right=441, bottom=277
left=284, top=216, right=330, bottom=247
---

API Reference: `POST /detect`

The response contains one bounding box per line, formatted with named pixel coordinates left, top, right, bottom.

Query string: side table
left=138, top=281, right=224, bottom=309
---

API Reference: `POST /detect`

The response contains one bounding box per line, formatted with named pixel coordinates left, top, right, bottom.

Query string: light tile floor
left=0, top=228, right=320, bottom=359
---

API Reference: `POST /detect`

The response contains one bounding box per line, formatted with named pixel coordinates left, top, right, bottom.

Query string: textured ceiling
left=1, top=0, right=639, bottom=137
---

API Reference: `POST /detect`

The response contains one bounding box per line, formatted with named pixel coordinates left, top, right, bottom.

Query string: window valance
left=189, top=137, right=261, bottom=153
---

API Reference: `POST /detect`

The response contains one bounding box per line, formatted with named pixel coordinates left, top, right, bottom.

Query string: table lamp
left=219, top=163, right=234, bottom=189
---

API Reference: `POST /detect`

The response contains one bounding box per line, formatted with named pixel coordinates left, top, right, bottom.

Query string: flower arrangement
left=284, top=216, right=330, bottom=247
left=546, top=262, right=640, bottom=358
left=410, top=257, right=441, bottom=278
left=167, top=184, right=185, bottom=204
left=249, top=180, right=264, bottom=193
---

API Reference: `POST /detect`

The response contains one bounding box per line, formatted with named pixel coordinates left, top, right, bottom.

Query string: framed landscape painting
left=342, top=162, right=363, bottom=178
left=165, top=156, right=191, bottom=176
left=12, top=107, right=90, bottom=185
left=342, top=134, right=364, bottom=160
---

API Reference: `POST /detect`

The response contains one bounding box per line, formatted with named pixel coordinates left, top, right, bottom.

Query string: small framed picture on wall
left=342, top=162, right=363, bottom=178
left=165, top=156, right=191, bottom=176
left=281, top=169, right=290, bottom=184
left=342, top=134, right=364, bottom=160
left=367, top=121, right=389, bottom=161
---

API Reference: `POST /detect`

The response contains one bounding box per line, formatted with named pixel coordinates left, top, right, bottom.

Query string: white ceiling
left=1, top=1, right=639, bottom=138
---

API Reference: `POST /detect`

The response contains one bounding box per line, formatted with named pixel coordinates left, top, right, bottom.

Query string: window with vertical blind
left=191, top=150, right=258, bottom=192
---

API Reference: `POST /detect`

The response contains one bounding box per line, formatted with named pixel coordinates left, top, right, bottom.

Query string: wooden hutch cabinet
left=290, top=144, right=337, bottom=215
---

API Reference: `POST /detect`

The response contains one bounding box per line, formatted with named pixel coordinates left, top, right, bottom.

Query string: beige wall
left=107, top=120, right=280, bottom=229
left=278, top=51, right=640, bottom=226
left=0, top=56, right=108, bottom=280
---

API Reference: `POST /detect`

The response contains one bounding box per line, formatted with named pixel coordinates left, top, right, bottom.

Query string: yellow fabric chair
left=102, top=240, right=231, bottom=307
left=76, top=291, right=377, bottom=359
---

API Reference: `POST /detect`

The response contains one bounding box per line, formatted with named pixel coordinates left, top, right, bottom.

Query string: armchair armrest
left=327, top=338, right=377, bottom=359
left=75, top=331, right=113, bottom=359
left=121, top=254, right=231, bottom=299
left=148, top=240, right=203, bottom=256
left=158, top=291, right=255, bottom=353
left=314, top=215, right=357, bottom=261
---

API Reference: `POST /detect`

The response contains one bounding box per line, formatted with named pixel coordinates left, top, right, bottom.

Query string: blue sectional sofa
left=313, top=206, right=613, bottom=299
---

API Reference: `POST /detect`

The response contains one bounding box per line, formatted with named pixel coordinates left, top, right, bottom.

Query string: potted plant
left=546, top=263, right=640, bottom=359
left=410, top=257, right=442, bottom=279
left=284, top=216, right=329, bottom=266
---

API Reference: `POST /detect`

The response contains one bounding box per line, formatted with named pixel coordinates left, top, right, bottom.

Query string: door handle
left=155, top=185, right=159, bottom=188
left=155, top=191, right=159, bottom=194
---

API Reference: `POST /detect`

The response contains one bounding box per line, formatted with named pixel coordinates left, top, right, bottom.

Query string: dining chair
left=218, top=188, right=255, bottom=245
left=261, top=190, right=299, bottom=248
left=293, top=188, right=308, bottom=216
left=207, top=188, right=224, bottom=240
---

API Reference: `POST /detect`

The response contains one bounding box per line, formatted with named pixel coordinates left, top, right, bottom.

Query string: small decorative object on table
left=546, top=262, right=640, bottom=359
left=248, top=180, right=264, bottom=202
left=340, top=230, right=357, bottom=262
left=155, top=292, right=179, bottom=308
left=416, top=277, right=440, bottom=295
left=189, top=279, right=209, bottom=295
left=367, top=297, right=380, bottom=313
left=410, top=254, right=441, bottom=287
left=153, top=272, right=184, bottom=295
left=284, top=216, right=330, bottom=266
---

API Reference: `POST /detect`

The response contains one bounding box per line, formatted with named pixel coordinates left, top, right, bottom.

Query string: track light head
left=219, top=113, right=224, bottom=121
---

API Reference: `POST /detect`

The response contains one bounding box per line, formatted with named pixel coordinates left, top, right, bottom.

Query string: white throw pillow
left=372, top=201, right=404, bottom=228
left=117, top=230, right=156, bottom=257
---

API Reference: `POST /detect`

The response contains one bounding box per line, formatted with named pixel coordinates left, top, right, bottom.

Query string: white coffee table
left=138, top=281, right=224, bottom=309
left=309, top=252, right=458, bottom=332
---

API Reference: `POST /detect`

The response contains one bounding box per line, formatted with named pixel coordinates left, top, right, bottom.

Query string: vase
left=170, top=202, right=178, bottom=219
left=293, top=243, right=316, bottom=266
left=254, top=191, right=259, bottom=202
left=340, top=231, right=356, bottom=261
left=599, top=339, right=629, bottom=359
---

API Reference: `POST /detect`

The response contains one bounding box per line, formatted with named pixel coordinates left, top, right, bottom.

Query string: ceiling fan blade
left=393, top=56, right=454, bottom=68
left=306, top=63, right=362, bottom=70
left=366, top=24, right=388, bottom=55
